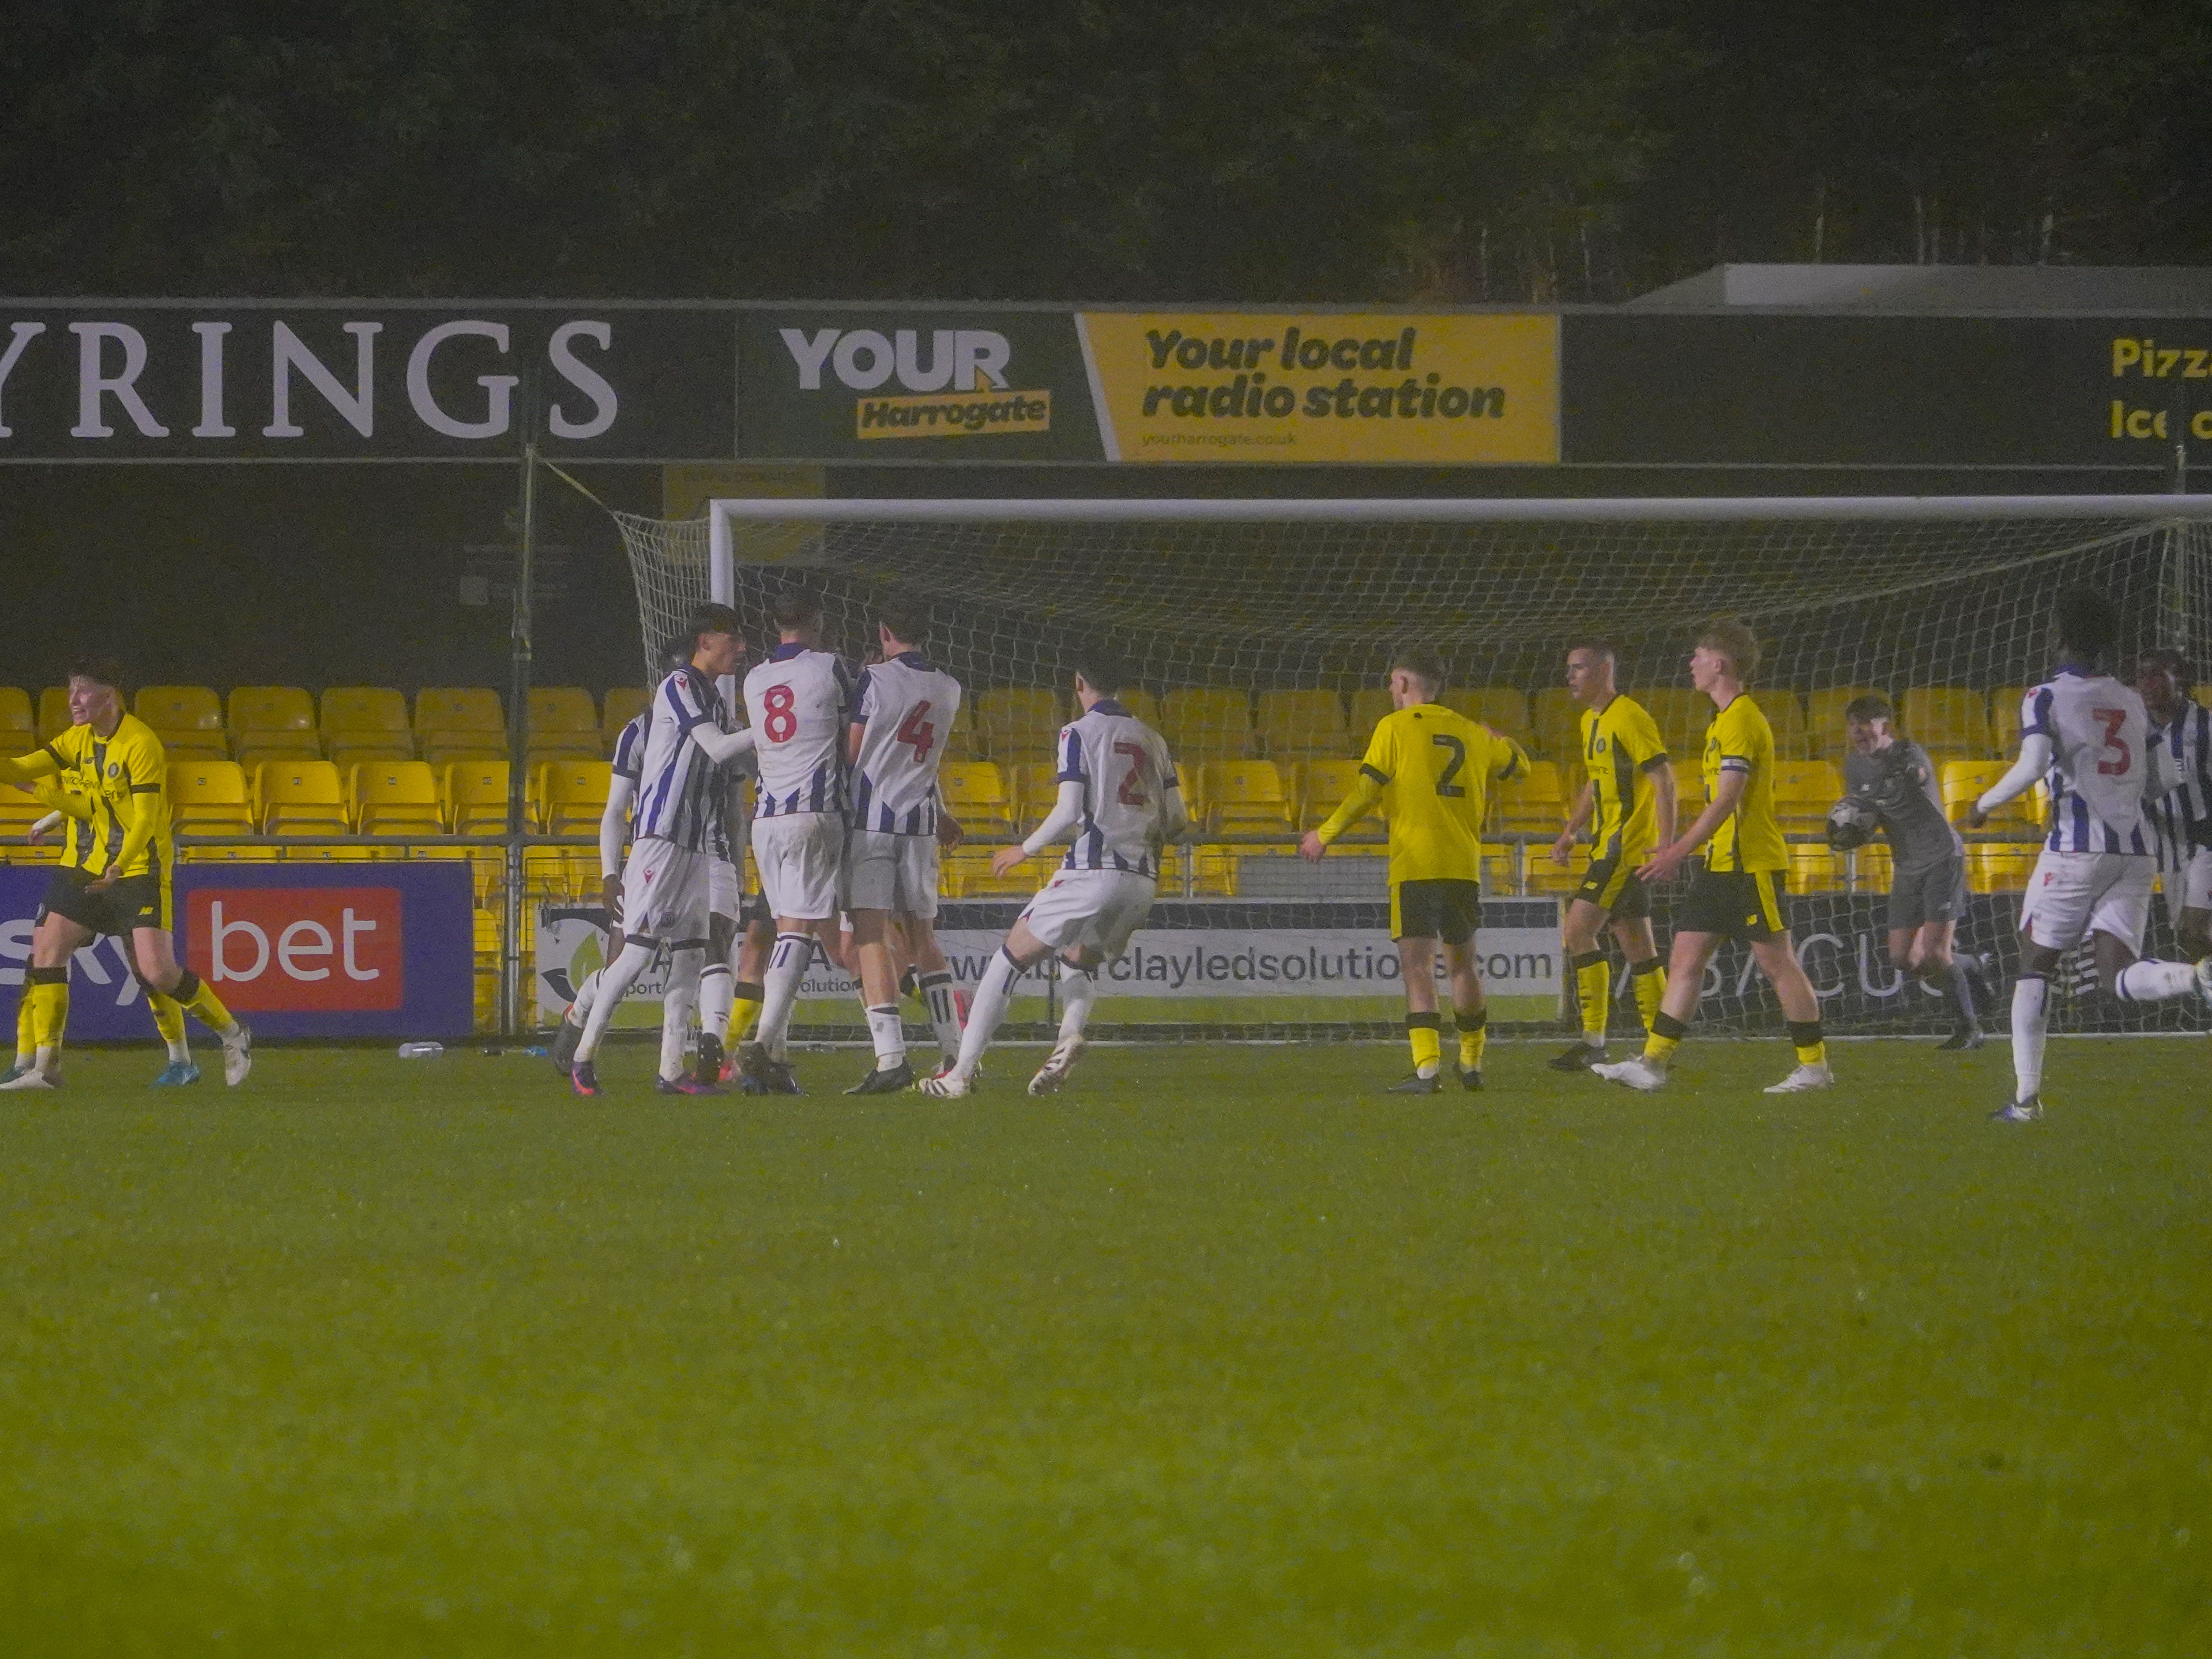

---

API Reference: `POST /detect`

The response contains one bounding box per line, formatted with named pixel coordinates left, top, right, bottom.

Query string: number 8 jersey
left=745, top=642, right=856, bottom=818
left=2022, top=669, right=2158, bottom=854
left=850, top=652, right=963, bottom=836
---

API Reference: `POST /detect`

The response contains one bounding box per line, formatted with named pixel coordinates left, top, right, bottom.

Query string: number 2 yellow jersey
left=1356, top=704, right=1528, bottom=885
left=1702, top=693, right=1788, bottom=873
left=44, top=712, right=172, bottom=878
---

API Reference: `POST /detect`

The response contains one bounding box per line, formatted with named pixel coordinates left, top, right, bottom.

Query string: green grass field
left=2, top=1037, right=2207, bottom=1656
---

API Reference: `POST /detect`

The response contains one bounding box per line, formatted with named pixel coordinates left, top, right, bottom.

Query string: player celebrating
left=1546, top=639, right=1675, bottom=1070
left=1969, top=590, right=2212, bottom=1122
left=920, top=653, right=1183, bottom=1098
left=738, top=587, right=857, bottom=1095
left=2136, top=649, right=2212, bottom=963
left=1301, top=645, right=1528, bottom=1093
left=842, top=597, right=966, bottom=1093
left=1594, top=619, right=1833, bottom=1095
left=1834, top=694, right=1991, bottom=1047
left=566, top=606, right=755, bottom=1096
left=0, top=657, right=249, bottom=1090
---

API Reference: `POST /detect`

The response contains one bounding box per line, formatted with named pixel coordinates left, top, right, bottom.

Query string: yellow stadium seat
left=528, top=686, right=598, bottom=740
left=1490, top=760, right=1564, bottom=835
left=321, top=687, right=411, bottom=748
left=1787, top=843, right=1844, bottom=895
left=940, top=845, right=1034, bottom=898
left=1295, top=757, right=1385, bottom=841
left=1805, top=687, right=1877, bottom=758
left=1202, top=760, right=1294, bottom=842
left=36, top=687, right=73, bottom=742
left=447, top=761, right=515, bottom=837
left=973, top=688, right=1063, bottom=764
left=136, top=684, right=223, bottom=735
left=1968, top=844, right=2040, bottom=893
left=1530, top=687, right=1581, bottom=762
left=227, top=686, right=317, bottom=748
left=355, top=761, right=443, bottom=837
left=423, top=732, right=509, bottom=768
left=539, top=759, right=612, bottom=836
left=1901, top=686, right=1992, bottom=759
left=0, top=688, right=35, bottom=751
left=938, top=761, right=1018, bottom=841
left=1115, top=689, right=1162, bottom=730
left=416, top=686, right=504, bottom=737
left=1772, top=760, right=1842, bottom=830
left=1526, top=841, right=1588, bottom=896
left=1988, top=686, right=2028, bottom=757
left=1255, top=690, right=1348, bottom=760
left=1161, top=689, right=1255, bottom=759
left=1348, top=687, right=1393, bottom=738
left=1186, top=845, right=1239, bottom=897
left=1442, top=688, right=1530, bottom=746
left=601, top=686, right=650, bottom=750
left=1939, top=760, right=2042, bottom=839
left=1637, top=687, right=1712, bottom=762
left=0, top=784, right=50, bottom=838
left=1011, top=760, right=1062, bottom=829
left=259, top=761, right=347, bottom=836
left=1763, top=692, right=1810, bottom=761
left=1845, top=841, right=1893, bottom=893
left=168, top=761, right=255, bottom=837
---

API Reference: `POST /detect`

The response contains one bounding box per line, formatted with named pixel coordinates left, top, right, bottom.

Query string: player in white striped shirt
left=1966, top=589, right=2212, bottom=1122
left=2137, top=648, right=2212, bottom=964
left=921, top=652, right=1188, bottom=1099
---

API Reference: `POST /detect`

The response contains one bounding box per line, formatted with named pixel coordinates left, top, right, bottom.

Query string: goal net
left=608, top=496, right=2212, bottom=1043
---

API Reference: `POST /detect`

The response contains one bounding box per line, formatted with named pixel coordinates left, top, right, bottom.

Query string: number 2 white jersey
left=2021, top=670, right=2157, bottom=855
left=634, top=666, right=733, bottom=853
left=1055, top=699, right=1177, bottom=877
left=850, top=652, right=962, bottom=836
left=744, top=644, right=855, bottom=819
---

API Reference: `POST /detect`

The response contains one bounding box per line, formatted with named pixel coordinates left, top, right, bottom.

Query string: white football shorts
left=708, top=856, right=740, bottom=921
left=2020, top=848, right=2154, bottom=955
left=1018, top=867, right=1156, bottom=960
left=844, top=829, right=941, bottom=919
left=620, top=837, right=713, bottom=943
left=752, top=813, right=846, bottom=922
left=2180, top=845, right=2212, bottom=915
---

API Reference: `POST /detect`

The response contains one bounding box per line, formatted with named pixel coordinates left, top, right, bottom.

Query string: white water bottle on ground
left=397, top=1042, right=444, bottom=1059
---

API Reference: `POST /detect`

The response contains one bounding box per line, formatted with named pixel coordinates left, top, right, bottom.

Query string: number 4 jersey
left=1056, top=699, right=1178, bottom=877
left=2022, top=669, right=2158, bottom=854
left=849, top=652, right=963, bottom=836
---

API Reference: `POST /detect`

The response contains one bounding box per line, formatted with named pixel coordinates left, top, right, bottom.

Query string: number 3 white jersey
left=850, top=652, right=962, bottom=836
left=2021, top=670, right=2157, bottom=855
left=744, top=644, right=855, bottom=819
left=1056, top=699, right=1177, bottom=877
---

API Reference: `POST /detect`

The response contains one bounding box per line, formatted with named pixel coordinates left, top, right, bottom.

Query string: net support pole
left=709, top=501, right=738, bottom=708
left=502, top=439, right=540, bottom=1039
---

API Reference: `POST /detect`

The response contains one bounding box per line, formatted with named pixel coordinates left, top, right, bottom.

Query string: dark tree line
left=3, top=0, right=2207, bottom=302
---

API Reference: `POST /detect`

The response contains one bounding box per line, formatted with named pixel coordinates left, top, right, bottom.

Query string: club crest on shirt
left=106, top=762, right=121, bottom=777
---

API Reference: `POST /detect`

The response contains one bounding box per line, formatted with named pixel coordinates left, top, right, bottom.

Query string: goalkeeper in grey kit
left=1828, top=694, right=1991, bottom=1047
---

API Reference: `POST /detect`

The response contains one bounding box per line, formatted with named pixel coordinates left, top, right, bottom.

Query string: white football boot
left=220, top=1022, right=253, bottom=1086
left=0, top=1064, right=59, bottom=1091
left=916, top=1071, right=972, bottom=1099
left=1592, top=1056, right=1668, bottom=1092
left=2196, top=957, right=2212, bottom=1009
left=1763, top=1061, right=1834, bottom=1094
left=1028, top=1034, right=1087, bottom=1096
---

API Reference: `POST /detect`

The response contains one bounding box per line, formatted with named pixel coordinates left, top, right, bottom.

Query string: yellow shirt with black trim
left=1578, top=693, right=1668, bottom=861
left=1325, top=703, right=1529, bottom=885
left=1701, top=693, right=1786, bottom=873
left=45, top=714, right=172, bottom=879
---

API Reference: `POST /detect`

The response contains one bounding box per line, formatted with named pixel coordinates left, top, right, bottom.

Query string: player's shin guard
left=949, top=949, right=1020, bottom=1081
left=569, top=967, right=603, bottom=1024
left=697, top=962, right=734, bottom=1050
left=1058, top=964, right=1099, bottom=1040
left=1406, top=1011, right=1441, bottom=1078
left=172, top=970, right=239, bottom=1037
left=659, top=946, right=704, bottom=1081
left=1643, top=1010, right=1686, bottom=1064
left=1786, top=1019, right=1826, bottom=1068
left=757, top=934, right=814, bottom=1062
left=575, top=941, right=658, bottom=1064
left=2113, top=960, right=2198, bottom=1002
left=1456, top=1006, right=1487, bottom=1073
left=148, top=990, right=190, bottom=1063
left=919, top=970, right=962, bottom=1060
left=2011, top=975, right=2048, bottom=1100
left=14, top=990, right=33, bottom=1067
left=1630, top=957, right=1666, bottom=1032
left=1571, top=951, right=1609, bottom=1045
left=866, top=1005, right=906, bottom=1069
left=724, top=980, right=763, bottom=1047
left=27, top=965, right=68, bottom=1068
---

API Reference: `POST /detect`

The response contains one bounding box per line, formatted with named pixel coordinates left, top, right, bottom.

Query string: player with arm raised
left=1594, top=619, right=1832, bottom=1096
left=1301, top=645, right=1528, bottom=1093
left=566, top=605, right=755, bottom=1097
left=738, top=587, right=856, bottom=1095
left=1968, top=590, right=2212, bottom=1123
left=841, top=596, right=966, bottom=1094
left=1547, top=639, right=1675, bottom=1071
left=920, top=652, right=1182, bottom=1099
left=1834, top=694, right=1991, bottom=1048
left=2135, top=649, right=2212, bottom=965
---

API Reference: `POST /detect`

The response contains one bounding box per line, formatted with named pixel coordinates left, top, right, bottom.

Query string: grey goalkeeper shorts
left=1888, top=854, right=1966, bottom=931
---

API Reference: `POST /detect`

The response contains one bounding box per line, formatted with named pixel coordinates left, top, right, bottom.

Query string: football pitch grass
left=2, top=1037, right=2206, bottom=1656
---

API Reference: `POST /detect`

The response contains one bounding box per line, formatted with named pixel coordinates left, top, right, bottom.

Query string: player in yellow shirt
left=1593, top=620, right=1831, bottom=1095
left=0, top=658, right=250, bottom=1090
left=1547, top=639, right=1676, bottom=1070
left=1301, top=645, right=1529, bottom=1093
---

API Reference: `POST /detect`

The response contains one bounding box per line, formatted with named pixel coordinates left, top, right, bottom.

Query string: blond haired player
left=1301, top=645, right=1529, bottom=1093
left=1593, top=619, right=1830, bottom=1095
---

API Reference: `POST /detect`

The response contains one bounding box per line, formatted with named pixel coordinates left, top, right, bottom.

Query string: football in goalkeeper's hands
left=1825, top=797, right=1879, bottom=851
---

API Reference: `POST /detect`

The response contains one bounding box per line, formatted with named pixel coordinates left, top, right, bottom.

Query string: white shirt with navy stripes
left=1055, top=699, right=1177, bottom=878
left=849, top=652, right=961, bottom=837
left=744, top=642, right=855, bottom=819
left=634, top=665, right=736, bottom=853
left=2147, top=699, right=2212, bottom=861
left=2021, top=669, right=2158, bottom=856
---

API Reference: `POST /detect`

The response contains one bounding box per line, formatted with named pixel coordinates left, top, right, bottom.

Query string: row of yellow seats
left=163, top=758, right=620, bottom=838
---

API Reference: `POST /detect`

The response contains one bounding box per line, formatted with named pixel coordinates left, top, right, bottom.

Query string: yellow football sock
left=1572, top=950, right=1610, bottom=1041
left=1456, top=1007, right=1487, bottom=1073
left=28, top=972, right=69, bottom=1052
left=1788, top=1021, right=1826, bottom=1067
left=725, top=980, right=763, bottom=1047
left=1631, top=960, right=1666, bottom=1031
left=175, top=970, right=239, bottom=1037
left=14, top=992, right=32, bottom=1063
left=1407, top=1014, right=1441, bottom=1077
left=1643, top=1010, right=1686, bottom=1065
left=148, top=991, right=189, bottom=1061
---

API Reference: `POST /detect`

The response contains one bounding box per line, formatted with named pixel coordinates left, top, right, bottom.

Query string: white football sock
left=568, top=966, right=603, bottom=1024
left=659, top=946, right=703, bottom=1080
left=919, top=970, right=962, bottom=1063
left=2115, top=959, right=2196, bottom=1002
left=757, top=932, right=814, bottom=1062
left=698, top=962, right=733, bottom=1048
left=951, top=949, right=1020, bottom=1081
left=574, top=942, right=659, bottom=1064
left=1058, top=964, right=1099, bottom=1041
left=2010, top=975, right=2048, bottom=1101
left=866, top=1005, right=906, bottom=1067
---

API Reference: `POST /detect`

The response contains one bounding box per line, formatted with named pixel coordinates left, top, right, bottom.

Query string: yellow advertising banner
left=1077, top=312, right=1559, bottom=464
